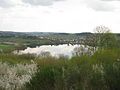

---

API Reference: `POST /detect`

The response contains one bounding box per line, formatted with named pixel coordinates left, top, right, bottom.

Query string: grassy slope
left=0, top=44, right=15, bottom=53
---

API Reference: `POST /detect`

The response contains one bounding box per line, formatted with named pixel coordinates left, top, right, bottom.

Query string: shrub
left=0, top=62, right=37, bottom=90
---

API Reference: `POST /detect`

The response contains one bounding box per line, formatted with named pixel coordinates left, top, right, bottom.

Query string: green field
left=0, top=44, right=16, bottom=53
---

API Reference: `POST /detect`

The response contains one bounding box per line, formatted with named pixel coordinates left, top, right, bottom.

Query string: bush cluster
left=25, top=48, right=120, bottom=90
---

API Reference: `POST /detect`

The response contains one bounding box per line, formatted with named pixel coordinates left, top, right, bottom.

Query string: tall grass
left=0, top=53, right=36, bottom=64
left=25, top=48, right=120, bottom=90
left=0, top=48, right=120, bottom=90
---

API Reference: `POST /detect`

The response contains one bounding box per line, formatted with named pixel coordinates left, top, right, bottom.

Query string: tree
left=84, top=25, right=118, bottom=49
left=94, top=25, right=117, bottom=49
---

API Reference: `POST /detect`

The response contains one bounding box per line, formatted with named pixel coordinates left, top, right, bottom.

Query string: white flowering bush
left=0, top=62, right=37, bottom=90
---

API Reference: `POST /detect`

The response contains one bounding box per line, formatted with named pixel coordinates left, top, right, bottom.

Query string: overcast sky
left=0, top=0, right=120, bottom=33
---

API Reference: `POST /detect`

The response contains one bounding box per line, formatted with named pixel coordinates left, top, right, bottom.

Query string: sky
left=0, top=0, right=120, bottom=33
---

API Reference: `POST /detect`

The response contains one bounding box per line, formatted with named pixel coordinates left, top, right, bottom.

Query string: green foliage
left=0, top=48, right=120, bottom=90
left=85, top=25, right=120, bottom=49
left=1, top=29, right=120, bottom=90
left=0, top=53, right=35, bottom=64
left=26, top=67, right=55, bottom=90
left=98, top=33, right=118, bottom=49
left=0, top=44, right=15, bottom=53
left=25, top=48, right=120, bottom=90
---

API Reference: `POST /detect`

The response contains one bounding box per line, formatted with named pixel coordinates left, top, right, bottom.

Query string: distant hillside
left=0, top=31, right=26, bottom=37
left=0, top=31, right=93, bottom=38
left=0, top=31, right=119, bottom=39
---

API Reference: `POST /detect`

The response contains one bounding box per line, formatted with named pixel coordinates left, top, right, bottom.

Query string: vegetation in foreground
left=0, top=62, right=37, bottom=90
left=25, top=48, right=120, bottom=90
left=0, top=48, right=119, bottom=90
left=0, top=26, right=120, bottom=90
left=0, top=49, right=120, bottom=90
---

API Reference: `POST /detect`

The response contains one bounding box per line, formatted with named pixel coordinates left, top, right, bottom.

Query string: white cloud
left=83, top=0, right=116, bottom=11
left=0, top=0, right=23, bottom=8
left=0, top=0, right=120, bottom=33
left=0, top=0, right=65, bottom=8
left=102, top=0, right=120, bottom=1
left=0, top=0, right=120, bottom=12
left=23, top=0, right=65, bottom=6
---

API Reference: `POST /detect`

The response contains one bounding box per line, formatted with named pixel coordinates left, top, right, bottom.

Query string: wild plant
left=0, top=61, right=37, bottom=90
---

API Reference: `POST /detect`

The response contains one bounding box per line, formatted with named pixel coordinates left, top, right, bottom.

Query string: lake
left=15, top=44, right=93, bottom=58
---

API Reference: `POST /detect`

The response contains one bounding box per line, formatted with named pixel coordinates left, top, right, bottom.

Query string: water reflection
left=17, top=44, right=81, bottom=58
left=16, top=44, right=95, bottom=58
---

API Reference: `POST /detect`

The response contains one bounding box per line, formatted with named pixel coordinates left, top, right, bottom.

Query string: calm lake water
left=17, top=44, right=85, bottom=58
left=15, top=44, right=94, bottom=58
